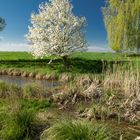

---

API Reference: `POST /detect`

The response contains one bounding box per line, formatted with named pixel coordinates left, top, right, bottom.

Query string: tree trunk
left=116, top=50, right=122, bottom=53
left=136, top=34, right=140, bottom=54
left=62, top=56, right=68, bottom=67
left=136, top=47, right=140, bottom=54
left=48, top=59, right=53, bottom=64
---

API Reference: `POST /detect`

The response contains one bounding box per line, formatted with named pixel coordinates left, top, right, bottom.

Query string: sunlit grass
left=41, top=120, right=112, bottom=140
left=0, top=52, right=140, bottom=75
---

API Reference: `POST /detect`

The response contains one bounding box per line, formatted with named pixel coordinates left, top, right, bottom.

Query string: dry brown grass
left=52, top=80, right=102, bottom=110
left=102, top=64, right=140, bottom=123
left=51, top=62, right=140, bottom=123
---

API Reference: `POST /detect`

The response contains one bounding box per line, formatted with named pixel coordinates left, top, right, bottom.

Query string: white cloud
left=88, top=45, right=112, bottom=52
left=0, top=42, right=112, bottom=52
left=0, top=42, right=30, bottom=51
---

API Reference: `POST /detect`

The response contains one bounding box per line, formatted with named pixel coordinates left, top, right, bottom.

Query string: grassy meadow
left=0, top=51, right=140, bottom=76
left=0, top=52, right=140, bottom=140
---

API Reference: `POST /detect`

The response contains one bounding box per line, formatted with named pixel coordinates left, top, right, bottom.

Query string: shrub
left=0, top=81, right=23, bottom=98
left=0, top=108, right=36, bottom=140
left=0, top=81, right=10, bottom=98
left=41, top=120, right=111, bottom=140
left=23, top=83, right=47, bottom=99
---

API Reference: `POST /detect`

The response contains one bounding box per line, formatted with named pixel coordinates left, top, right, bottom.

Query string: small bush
left=10, top=84, right=23, bottom=98
left=0, top=81, right=23, bottom=98
left=0, top=108, right=36, bottom=140
left=0, top=81, right=10, bottom=98
left=41, top=120, right=112, bottom=140
left=23, top=83, right=47, bottom=99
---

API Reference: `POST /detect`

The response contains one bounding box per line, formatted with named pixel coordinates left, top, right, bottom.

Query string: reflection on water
left=0, top=75, right=58, bottom=88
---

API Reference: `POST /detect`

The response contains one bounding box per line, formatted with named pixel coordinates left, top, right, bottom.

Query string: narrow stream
left=0, top=75, right=59, bottom=88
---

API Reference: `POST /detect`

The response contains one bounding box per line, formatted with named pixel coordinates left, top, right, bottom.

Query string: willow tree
left=26, top=0, right=87, bottom=64
left=102, top=0, right=140, bottom=53
left=0, top=17, right=6, bottom=32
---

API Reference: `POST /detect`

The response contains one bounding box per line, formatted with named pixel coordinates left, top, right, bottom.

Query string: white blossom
left=135, top=137, right=140, bottom=140
left=26, top=0, right=87, bottom=58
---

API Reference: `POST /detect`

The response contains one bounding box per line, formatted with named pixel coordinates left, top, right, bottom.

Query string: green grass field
left=0, top=52, right=140, bottom=75
left=0, top=51, right=139, bottom=61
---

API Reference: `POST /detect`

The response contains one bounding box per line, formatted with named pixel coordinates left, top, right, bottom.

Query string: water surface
left=0, top=75, right=58, bottom=88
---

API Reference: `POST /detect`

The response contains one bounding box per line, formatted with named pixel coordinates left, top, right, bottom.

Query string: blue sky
left=0, top=0, right=108, bottom=51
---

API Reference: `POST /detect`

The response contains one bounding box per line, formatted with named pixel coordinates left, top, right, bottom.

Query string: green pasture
left=0, top=52, right=140, bottom=75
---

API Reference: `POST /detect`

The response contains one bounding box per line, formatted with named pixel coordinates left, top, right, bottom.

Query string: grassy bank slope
left=0, top=52, right=140, bottom=75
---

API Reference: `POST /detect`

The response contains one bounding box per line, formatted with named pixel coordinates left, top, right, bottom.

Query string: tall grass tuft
left=23, top=83, right=47, bottom=99
left=0, top=107, right=36, bottom=140
left=0, top=81, right=23, bottom=99
left=41, top=120, right=111, bottom=140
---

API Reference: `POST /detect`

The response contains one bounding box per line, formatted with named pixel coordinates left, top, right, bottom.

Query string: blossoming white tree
left=26, top=0, right=87, bottom=63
